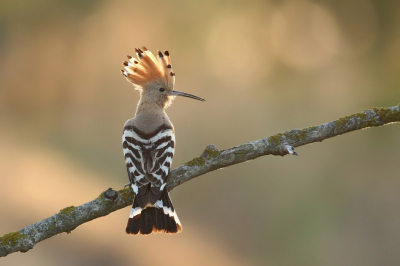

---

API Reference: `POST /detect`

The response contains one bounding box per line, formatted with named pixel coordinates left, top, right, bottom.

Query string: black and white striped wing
left=122, top=125, right=175, bottom=203
left=122, top=130, right=145, bottom=195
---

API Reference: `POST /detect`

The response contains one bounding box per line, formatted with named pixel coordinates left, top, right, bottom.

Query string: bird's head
left=121, top=47, right=205, bottom=109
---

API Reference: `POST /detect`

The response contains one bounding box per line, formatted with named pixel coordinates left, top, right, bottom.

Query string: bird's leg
left=124, top=182, right=133, bottom=189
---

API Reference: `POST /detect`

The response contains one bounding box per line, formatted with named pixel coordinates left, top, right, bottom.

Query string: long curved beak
left=170, top=90, right=205, bottom=102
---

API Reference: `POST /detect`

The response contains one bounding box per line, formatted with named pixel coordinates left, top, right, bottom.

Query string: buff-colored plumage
left=121, top=46, right=175, bottom=90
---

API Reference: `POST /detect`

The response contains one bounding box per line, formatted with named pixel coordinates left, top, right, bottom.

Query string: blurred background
left=1, top=0, right=400, bottom=265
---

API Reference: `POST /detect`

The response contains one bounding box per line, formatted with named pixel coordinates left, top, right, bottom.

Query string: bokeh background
left=1, top=0, right=400, bottom=265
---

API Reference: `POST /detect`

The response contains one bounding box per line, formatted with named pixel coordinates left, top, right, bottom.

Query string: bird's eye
left=159, top=88, right=165, bottom=92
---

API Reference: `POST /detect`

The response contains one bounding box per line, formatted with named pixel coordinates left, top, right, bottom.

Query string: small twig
left=1, top=104, right=399, bottom=257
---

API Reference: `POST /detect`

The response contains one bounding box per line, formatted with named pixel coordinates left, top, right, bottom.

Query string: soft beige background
left=1, top=0, right=399, bottom=265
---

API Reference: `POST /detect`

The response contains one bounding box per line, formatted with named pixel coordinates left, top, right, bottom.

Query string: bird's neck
left=134, top=99, right=171, bottom=132
left=135, top=98, right=166, bottom=116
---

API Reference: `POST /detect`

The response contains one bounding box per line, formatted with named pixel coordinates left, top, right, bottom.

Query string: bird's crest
left=121, top=47, right=175, bottom=90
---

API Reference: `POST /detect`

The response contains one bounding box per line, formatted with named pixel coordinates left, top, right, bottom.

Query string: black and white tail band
left=126, top=189, right=182, bottom=235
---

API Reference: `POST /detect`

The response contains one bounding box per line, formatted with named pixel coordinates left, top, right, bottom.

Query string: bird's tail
left=126, top=189, right=182, bottom=235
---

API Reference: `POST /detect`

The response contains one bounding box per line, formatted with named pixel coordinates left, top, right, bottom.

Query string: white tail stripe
left=154, top=199, right=182, bottom=226
left=168, top=194, right=181, bottom=225
left=129, top=206, right=142, bottom=218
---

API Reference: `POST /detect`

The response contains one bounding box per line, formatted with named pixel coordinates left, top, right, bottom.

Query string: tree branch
left=1, top=105, right=399, bottom=257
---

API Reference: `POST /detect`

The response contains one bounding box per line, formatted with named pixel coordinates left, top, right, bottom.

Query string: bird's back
left=122, top=112, right=175, bottom=207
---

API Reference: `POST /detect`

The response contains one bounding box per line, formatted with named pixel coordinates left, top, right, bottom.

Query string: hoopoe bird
left=121, top=47, right=205, bottom=235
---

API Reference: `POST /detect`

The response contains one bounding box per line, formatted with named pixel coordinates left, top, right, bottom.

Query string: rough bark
left=1, top=104, right=399, bottom=257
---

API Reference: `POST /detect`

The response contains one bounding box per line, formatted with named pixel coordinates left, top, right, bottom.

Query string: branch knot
left=103, top=188, right=119, bottom=202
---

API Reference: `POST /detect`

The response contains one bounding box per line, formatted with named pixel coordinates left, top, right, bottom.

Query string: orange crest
left=121, top=46, right=175, bottom=90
